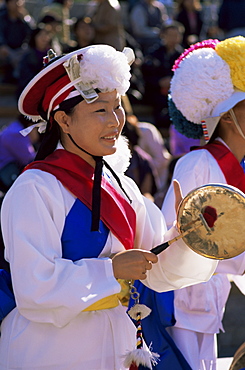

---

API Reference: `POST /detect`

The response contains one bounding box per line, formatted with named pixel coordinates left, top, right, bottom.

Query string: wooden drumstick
left=151, top=206, right=218, bottom=255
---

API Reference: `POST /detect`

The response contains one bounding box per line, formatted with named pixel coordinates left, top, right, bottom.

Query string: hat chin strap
left=67, top=133, right=98, bottom=161
left=67, top=133, right=132, bottom=232
left=229, top=109, right=245, bottom=140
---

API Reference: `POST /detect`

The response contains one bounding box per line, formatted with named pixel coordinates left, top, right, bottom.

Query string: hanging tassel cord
left=128, top=312, right=144, bottom=370
left=91, top=157, right=133, bottom=231
left=124, top=282, right=159, bottom=370
left=135, top=311, right=144, bottom=349
left=91, top=156, right=103, bottom=231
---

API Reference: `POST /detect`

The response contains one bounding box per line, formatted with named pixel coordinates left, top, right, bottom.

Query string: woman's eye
left=95, top=108, right=106, bottom=113
left=115, top=105, right=121, bottom=110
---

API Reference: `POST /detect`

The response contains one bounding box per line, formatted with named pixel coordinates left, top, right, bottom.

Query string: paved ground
left=218, top=282, right=245, bottom=358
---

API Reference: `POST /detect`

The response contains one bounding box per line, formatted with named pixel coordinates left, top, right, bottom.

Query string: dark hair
left=160, top=21, right=185, bottom=35
left=73, top=16, right=92, bottom=33
left=52, top=0, right=66, bottom=5
left=35, top=96, right=83, bottom=160
left=28, top=27, right=45, bottom=49
left=39, top=14, right=62, bottom=25
left=177, top=0, right=201, bottom=12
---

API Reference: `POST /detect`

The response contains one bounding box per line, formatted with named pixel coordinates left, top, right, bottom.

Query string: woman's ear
left=54, top=111, right=70, bottom=134
left=220, top=111, right=233, bottom=123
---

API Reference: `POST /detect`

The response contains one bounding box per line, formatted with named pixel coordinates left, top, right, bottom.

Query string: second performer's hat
left=169, top=36, right=245, bottom=142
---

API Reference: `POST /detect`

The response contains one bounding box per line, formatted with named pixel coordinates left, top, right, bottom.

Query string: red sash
left=24, top=150, right=136, bottom=250
left=195, top=141, right=245, bottom=193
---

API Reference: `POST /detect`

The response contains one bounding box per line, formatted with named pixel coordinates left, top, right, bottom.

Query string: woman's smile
left=101, top=132, right=118, bottom=141
left=56, top=90, right=125, bottom=163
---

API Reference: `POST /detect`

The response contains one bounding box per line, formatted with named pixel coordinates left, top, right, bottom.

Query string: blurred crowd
left=0, top=0, right=245, bottom=204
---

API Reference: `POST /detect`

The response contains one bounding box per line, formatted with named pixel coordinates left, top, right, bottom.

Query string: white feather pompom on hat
left=170, top=48, right=234, bottom=124
left=79, top=45, right=132, bottom=96
left=18, top=45, right=135, bottom=121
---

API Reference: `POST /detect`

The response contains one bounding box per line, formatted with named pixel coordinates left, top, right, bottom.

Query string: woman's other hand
left=173, top=179, right=183, bottom=216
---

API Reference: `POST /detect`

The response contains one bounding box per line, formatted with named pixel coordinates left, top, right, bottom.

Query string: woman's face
left=75, top=20, right=95, bottom=46
left=162, top=28, right=182, bottom=49
left=56, top=90, right=125, bottom=164
left=35, top=29, right=51, bottom=52
left=218, top=99, right=245, bottom=161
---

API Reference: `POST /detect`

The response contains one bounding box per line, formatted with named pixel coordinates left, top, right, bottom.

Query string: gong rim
left=177, top=183, right=245, bottom=259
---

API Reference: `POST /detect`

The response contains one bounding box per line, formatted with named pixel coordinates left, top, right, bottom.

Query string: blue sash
left=0, top=149, right=135, bottom=322
left=0, top=269, right=15, bottom=322
left=0, top=199, right=110, bottom=322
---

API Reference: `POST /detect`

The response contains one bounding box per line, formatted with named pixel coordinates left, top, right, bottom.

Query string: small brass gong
left=176, top=184, right=245, bottom=259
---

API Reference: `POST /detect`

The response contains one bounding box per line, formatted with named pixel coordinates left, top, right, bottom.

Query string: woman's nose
left=108, top=111, right=120, bottom=127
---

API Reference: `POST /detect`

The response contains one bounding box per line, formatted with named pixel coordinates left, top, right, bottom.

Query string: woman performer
left=0, top=44, right=217, bottom=369
left=161, top=36, right=245, bottom=369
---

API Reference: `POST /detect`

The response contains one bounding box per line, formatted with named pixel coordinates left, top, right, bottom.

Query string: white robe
left=0, top=152, right=218, bottom=369
left=161, top=139, right=245, bottom=370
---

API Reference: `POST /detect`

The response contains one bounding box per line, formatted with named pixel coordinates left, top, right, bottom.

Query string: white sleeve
left=1, top=171, right=121, bottom=328
left=118, top=174, right=218, bottom=292
left=215, top=252, right=245, bottom=275
left=144, top=223, right=218, bottom=292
